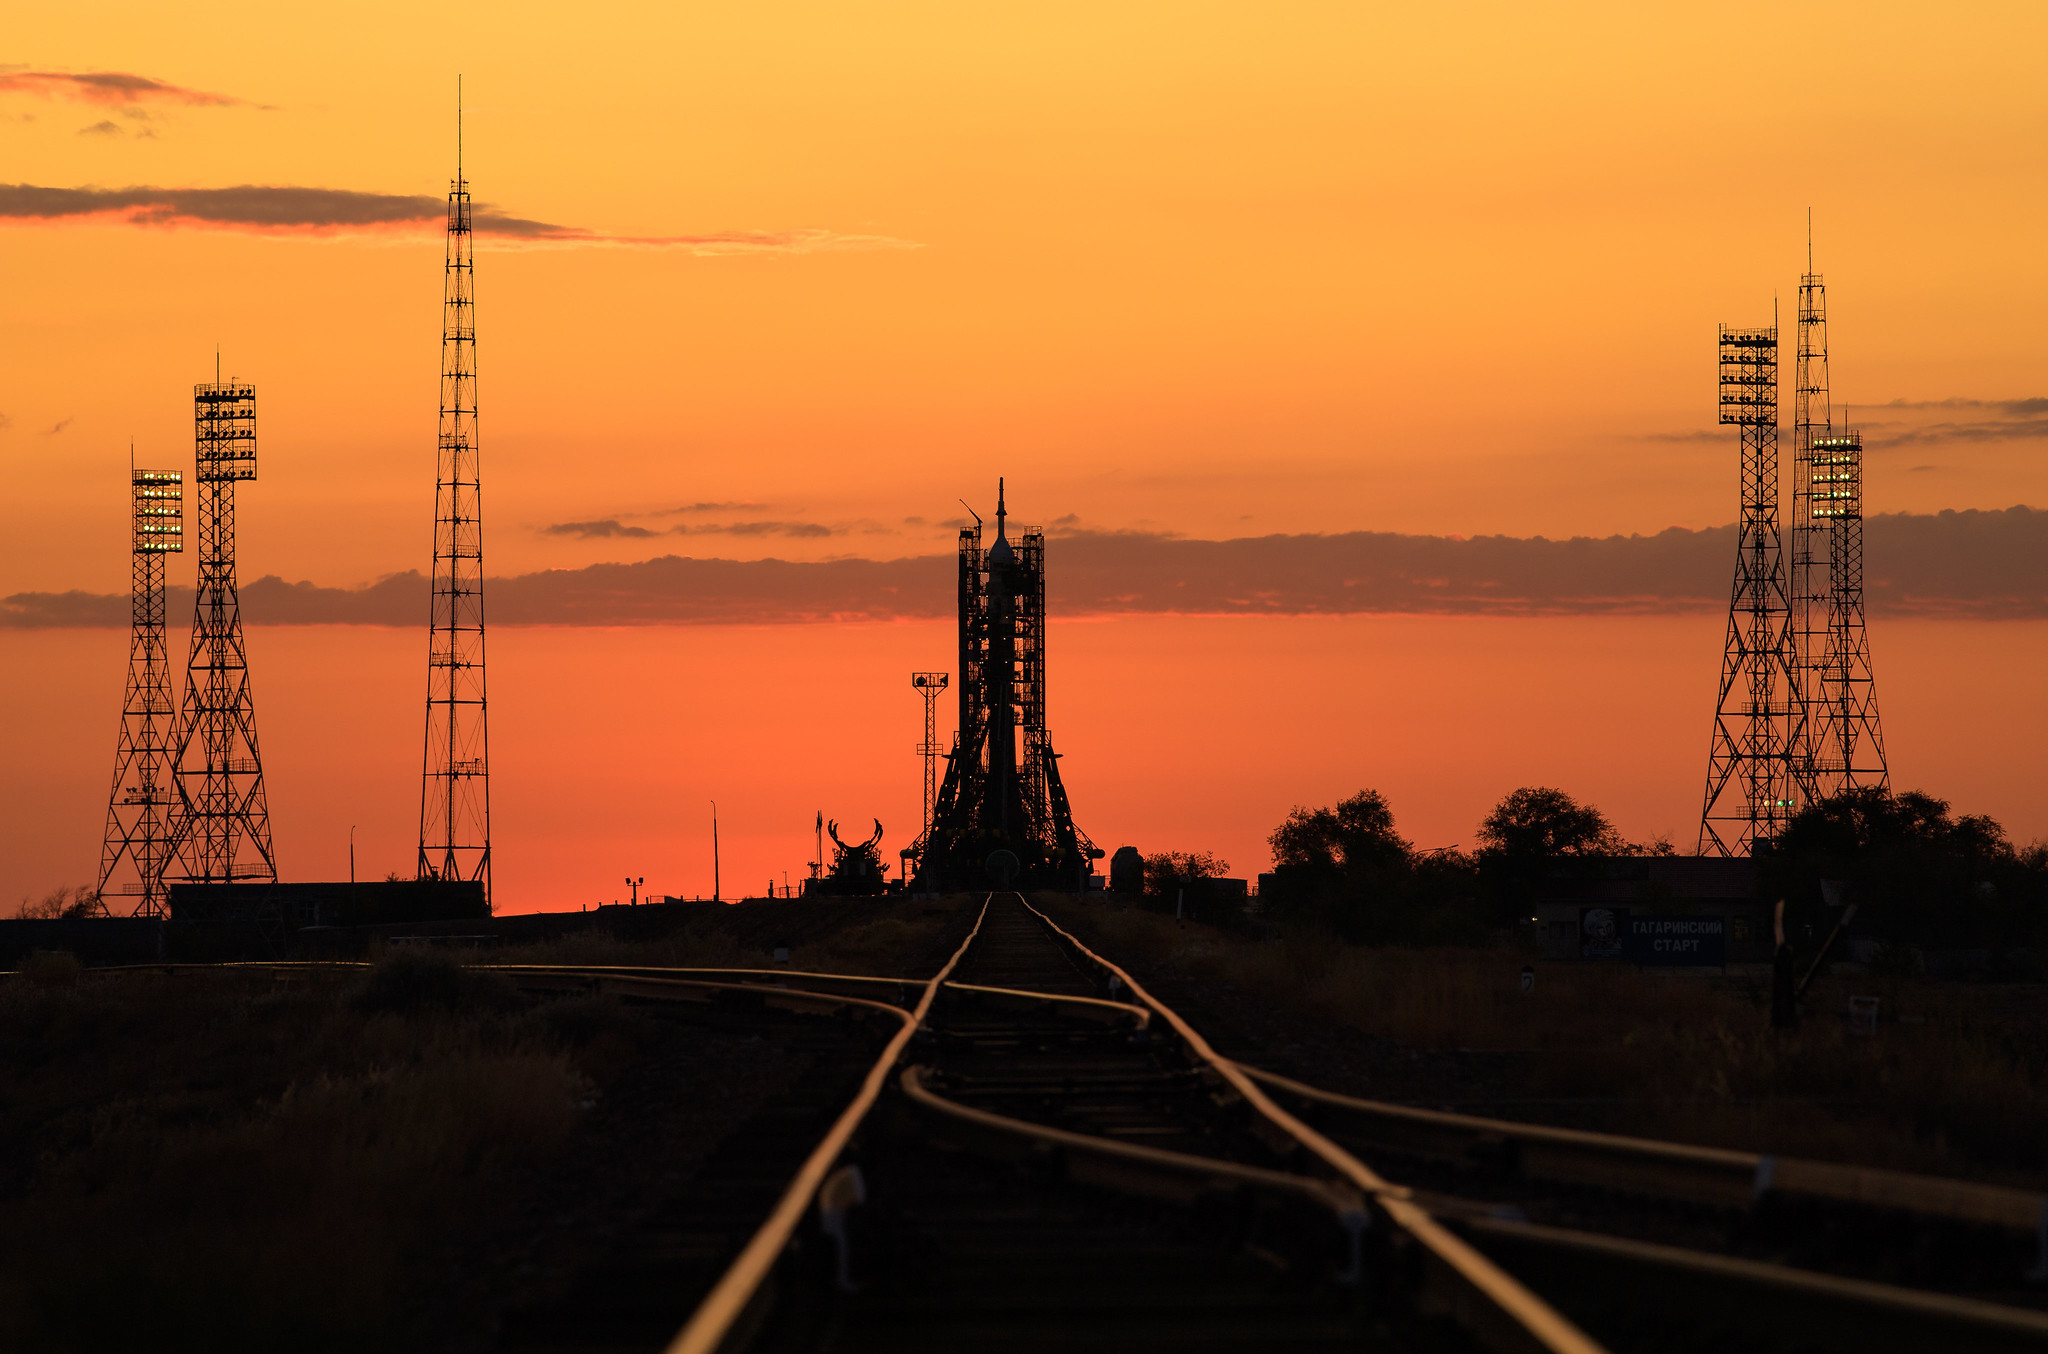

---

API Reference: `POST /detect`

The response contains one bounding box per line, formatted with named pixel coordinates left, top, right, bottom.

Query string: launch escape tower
left=1795, top=243, right=1887, bottom=796
left=1698, top=323, right=1806, bottom=857
left=98, top=462, right=185, bottom=915
left=419, top=119, right=492, bottom=904
left=167, top=378, right=277, bottom=885
left=913, top=482, right=1097, bottom=891
left=911, top=671, right=950, bottom=851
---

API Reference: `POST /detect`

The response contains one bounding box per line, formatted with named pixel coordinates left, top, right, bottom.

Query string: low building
left=1528, top=857, right=1767, bottom=967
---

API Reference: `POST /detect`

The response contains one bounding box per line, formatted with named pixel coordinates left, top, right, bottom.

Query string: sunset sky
left=6, top=3, right=2047, bottom=909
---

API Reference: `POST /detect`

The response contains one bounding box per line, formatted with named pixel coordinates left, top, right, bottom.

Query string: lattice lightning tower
left=911, top=672, right=950, bottom=849
left=167, top=377, right=277, bottom=884
left=1699, top=322, right=1805, bottom=856
left=419, top=108, right=492, bottom=902
left=1788, top=233, right=1831, bottom=790
left=98, top=461, right=184, bottom=915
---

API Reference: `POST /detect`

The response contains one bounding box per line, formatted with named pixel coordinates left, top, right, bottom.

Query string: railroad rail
left=30, top=902, right=2048, bottom=1351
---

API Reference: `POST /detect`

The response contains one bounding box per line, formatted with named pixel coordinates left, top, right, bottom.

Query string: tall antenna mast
left=1786, top=214, right=1830, bottom=797
left=419, top=79, right=492, bottom=903
left=99, top=454, right=186, bottom=914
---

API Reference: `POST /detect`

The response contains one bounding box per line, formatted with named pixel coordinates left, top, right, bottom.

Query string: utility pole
left=711, top=801, right=721, bottom=903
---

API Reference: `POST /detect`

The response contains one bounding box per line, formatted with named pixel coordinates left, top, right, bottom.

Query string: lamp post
left=626, top=875, right=644, bottom=906
left=711, top=801, right=721, bottom=903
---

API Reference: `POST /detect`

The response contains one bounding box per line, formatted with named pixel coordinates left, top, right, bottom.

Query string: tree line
left=1139, top=785, right=2048, bottom=952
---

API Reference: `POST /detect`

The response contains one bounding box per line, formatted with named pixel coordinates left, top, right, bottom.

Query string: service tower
left=913, top=481, right=1096, bottom=891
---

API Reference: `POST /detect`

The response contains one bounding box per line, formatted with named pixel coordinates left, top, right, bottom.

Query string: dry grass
left=1045, top=898, right=2048, bottom=1190
left=488, top=898, right=965, bottom=978
left=0, top=951, right=626, bottom=1353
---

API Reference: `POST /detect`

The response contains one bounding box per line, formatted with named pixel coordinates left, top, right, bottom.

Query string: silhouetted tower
left=1811, top=424, right=1888, bottom=791
left=916, top=481, right=1095, bottom=890
left=1787, top=230, right=1831, bottom=787
left=911, top=671, right=949, bottom=847
left=98, top=460, right=184, bottom=915
left=1699, top=322, right=1805, bottom=857
left=419, top=111, right=492, bottom=903
left=167, top=377, right=277, bottom=884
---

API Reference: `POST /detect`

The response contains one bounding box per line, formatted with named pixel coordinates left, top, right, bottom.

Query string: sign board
left=1580, top=907, right=1726, bottom=966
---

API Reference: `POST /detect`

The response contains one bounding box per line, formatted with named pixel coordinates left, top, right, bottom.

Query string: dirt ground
left=0, top=897, right=973, bottom=1354
left=1036, top=894, right=2048, bottom=1192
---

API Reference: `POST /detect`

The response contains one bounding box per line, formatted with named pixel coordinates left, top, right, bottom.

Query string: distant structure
left=1794, top=235, right=1887, bottom=796
left=1698, top=322, right=1805, bottom=857
left=910, top=671, right=949, bottom=849
left=167, top=375, right=277, bottom=885
left=97, top=460, right=184, bottom=915
left=1811, top=420, right=1887, bottom=792
left=419, top=109, right=492, bottom=904
left=913, top=481, right=1098, bottom=890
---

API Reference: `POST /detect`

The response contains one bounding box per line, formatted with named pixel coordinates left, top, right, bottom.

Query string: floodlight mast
left=1698, top=322, right=1804, bottom=856
left=419, top=91, right=493, bottom=906
left=98, top=461, right=186, bottom=915
left=166, top=377, right=277, bottom=887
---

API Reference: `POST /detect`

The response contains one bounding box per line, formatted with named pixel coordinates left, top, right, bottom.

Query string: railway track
left=60, top=899, right=2048, bottom=1352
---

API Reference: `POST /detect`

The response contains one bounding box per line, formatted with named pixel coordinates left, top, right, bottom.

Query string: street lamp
left=710, top=801, right=721, bottom=903
left=626, top=875, right=644, bottom=906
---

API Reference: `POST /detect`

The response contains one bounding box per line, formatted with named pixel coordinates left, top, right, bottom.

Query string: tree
left=15, top=884, right=100, bottom=920
left=1765, top=787, right=2042, bottom=948
left=1475, top=787, right=1628, bottom=862
left=1263, top=790, right=1485, bottom=944
left=1270, top=790, right=1412, bottom=876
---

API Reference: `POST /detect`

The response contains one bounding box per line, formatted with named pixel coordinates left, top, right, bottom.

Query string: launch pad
left=911, top=482, right=1099, bottom=892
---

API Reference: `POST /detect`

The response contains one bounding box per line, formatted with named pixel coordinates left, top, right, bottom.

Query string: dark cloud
left=545, top=517, right=837, bottom=539
left=544, top=519, right=656, bottom=539
left=1880, top=397, right=2048, bottom=416
left=0, top=183, right=919, bottom=252
left=671, top=521, right=836, bottom=538
left=659, top=501, right=769, bottom=515
left=77, top=120, right=122, bottom=137
left=1640, top=429, right=1724, bottom=444
left=14, top=509, right=2048, bottom=628
left=0, top=413, right=11, bottom=430
left=42, top=417, right=71, bottom=435
left=0, top=70, right=259, bottom=108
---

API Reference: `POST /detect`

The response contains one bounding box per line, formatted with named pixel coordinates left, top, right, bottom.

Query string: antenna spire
left=457, top=75, right=463, bottom=184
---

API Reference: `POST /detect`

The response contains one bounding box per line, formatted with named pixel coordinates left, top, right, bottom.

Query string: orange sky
left=5, top=5, right=2047, bottom=907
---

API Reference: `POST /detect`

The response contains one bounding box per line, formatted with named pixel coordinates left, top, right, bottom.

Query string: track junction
left=108, top=895, right=2048, bottom=1352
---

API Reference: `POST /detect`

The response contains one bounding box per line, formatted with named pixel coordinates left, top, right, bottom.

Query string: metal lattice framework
left=915, top=481, right=1095, bottom=890
left=1812, top=426, right=1888, bottom=791
left=98, top=464, right=184, bottom=915
left=419, top=129, right=492, bottom=902
left=167, top=380, right=277, bottom=884
left=911, top=672, right=950, bottom=850
left=1788, top=255, right=1831, bottom=788
left=1699, top=325, right=1806, bottom=857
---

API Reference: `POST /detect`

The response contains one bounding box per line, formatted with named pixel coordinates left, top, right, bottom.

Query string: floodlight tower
left=168, top=376, right=278, bottom=884
left=419, top=106, right=492, bottom=904
left=1698, top=322, right=1805, bottom=857
left=1812, top=427, right=1889, bottom=791
left=98, top=460, right=184, bottom=915
left=911, top=672, right=950, bottom=846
